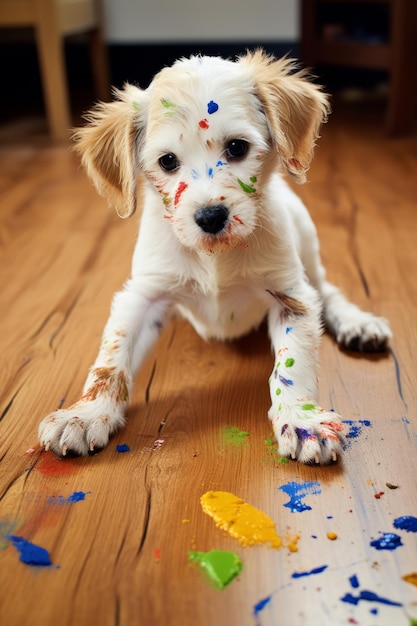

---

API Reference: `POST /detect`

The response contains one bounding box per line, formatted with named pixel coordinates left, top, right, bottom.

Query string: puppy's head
left=75, top=51, right=329, bottom=254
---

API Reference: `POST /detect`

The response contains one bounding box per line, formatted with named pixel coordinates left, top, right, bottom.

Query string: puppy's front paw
left=38, top=398, right=125, bottom=457
left=270, top=403, right=345, bottom=464
left=335, top=312, right=391, bottom=353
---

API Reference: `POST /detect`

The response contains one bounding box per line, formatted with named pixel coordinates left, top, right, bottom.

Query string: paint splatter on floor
left=221, top=426, right=249, bottom=447
left=342, top=419, right=372, bottom=449
left=8, top=535, right=52, bottom=567
left=278, top=480, right=321, bottom=513
left=116, top=443, right=130, bottom=453
left=200, top=491, right=282, bottom=548
left=48, top=491, right=90, bottom=505
left=341, top=574, right=402, bottom=608
left=403, top=573, right=417, bottom=587
left=341, top=590, right=402, bottom=607
left=370, top=532, right=403, bottom=551
left=291, top=565, right=328, bottom=578
left=189, top=549, right=242, bottom=589
left=37, top=451, right=78, bottom=477
left=253, top=595, right=272, bottom=621
left=393, top=516, right=417, bottom=532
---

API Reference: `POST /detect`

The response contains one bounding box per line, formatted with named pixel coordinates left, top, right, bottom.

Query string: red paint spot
left=199, top=119, right=209, bottom=129
left=174, top=181, right=188, bottom=206
left=374, top=491, right=385, bottom=499
left=154, top=548, right=161, bottom=561
left=322, top=421, right=344, bottom=432
left=233, top=215, right=244, bottom=225
left=37, top=451, right=79, bottom=477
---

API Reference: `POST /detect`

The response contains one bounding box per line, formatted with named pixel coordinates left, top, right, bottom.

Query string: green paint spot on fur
left=189, top=550, right=243, bottom=589
left=237, top=178, right=256, bottom=193
left=250, top=175, right=257, bottom=183
left=222, top=426, right=249, bottom=446
left=285, top=358, right=295, bottom=368
left=275, top=388, right=282, bottom=396
left=301, top=403, right=317, bottom=411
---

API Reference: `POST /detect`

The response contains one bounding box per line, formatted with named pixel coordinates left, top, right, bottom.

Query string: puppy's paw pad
left=272, top=404, right=344, bottom=465
left=336, top=314, right=392, bottom=353
left=38, top=403, right=124, bottom=457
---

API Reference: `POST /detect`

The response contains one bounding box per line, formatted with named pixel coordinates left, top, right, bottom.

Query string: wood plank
left=0, top=103, right=417, bottom=626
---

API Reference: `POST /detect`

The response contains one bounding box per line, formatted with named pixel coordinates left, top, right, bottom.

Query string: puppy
left=38, top=51, right=391, bottom=464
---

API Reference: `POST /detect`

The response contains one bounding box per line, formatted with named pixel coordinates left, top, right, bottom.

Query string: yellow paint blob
left=285, top=532, right=301, bottom=553
left=327, top=532, right=338, bottom=541
left=200, top=491, right=282, bottom=549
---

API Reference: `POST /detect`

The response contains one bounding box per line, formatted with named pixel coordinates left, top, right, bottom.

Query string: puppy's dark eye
left=226, top=139, right=249, bottom=160
left=159, top=153, right=180, bottom=172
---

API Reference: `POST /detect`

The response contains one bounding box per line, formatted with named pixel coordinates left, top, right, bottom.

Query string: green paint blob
left=301, top=403, right=317, bottom=411
left=132, top=100, right=140, bottom=110
left=222, top=426, right=249, bottom=446
left=285, top=358, right=295, bottom=368
left=237, top=178, right=256, bottom=193
left=409, top=620, right=417, bottom=626
left=189, top=550, right=243, bottom=589
left=250, top=175, right=257, bottom=183
left=275, top=388, right=282, bottom=396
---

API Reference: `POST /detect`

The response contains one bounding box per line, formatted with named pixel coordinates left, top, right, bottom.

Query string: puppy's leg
left=39, top=279, right=169, bottom=456
left=267, top=285, right=344, bottom=464
left=300, top=212, right=391, bottom=352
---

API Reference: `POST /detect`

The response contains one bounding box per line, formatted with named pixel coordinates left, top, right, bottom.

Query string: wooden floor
left=0, top=101, right=417, bottom=626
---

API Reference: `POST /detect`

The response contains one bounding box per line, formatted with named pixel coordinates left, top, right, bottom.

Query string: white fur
left=38, top=52, right=391, bottom=463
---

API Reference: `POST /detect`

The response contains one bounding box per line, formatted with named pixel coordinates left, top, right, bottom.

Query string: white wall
left=102, top=0, right=298, bottom=43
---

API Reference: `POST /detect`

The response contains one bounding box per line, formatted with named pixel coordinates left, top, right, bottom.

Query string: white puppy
left=38, top=51, right=391, bottom=463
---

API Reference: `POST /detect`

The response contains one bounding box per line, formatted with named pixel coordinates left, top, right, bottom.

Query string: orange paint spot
left=37, top=451, right=79, bottom=477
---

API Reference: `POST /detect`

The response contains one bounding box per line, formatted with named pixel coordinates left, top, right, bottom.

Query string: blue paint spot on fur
left=207, top=100, right=219, bottom=114
left=278, top=374, right=293, bottom=387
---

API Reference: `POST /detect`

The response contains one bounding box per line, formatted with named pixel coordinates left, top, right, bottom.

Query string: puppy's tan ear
left=241, top=50, right=330, bottom=182
left=73, top=84, right=146, bottom=217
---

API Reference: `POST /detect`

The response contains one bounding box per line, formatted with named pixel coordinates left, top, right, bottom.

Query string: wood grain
left=1, top=103, right=417, bottom=626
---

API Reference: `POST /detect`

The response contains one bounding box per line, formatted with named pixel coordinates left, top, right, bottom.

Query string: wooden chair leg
left=34, top=0, right=71, bottom=141
left=89, top=27, right=110, bottom=102
left=386, top=0, right=417, bottom=135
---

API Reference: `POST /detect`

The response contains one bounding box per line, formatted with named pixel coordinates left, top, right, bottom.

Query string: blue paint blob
left=48, top=491, right=91, bottom=506
left=370, top=608, right=378, bottom=615
left=215, top=160, right=227, bottom=167
left=393, top=516, right=417, bottom=532
left=8, top=536, right=52, bottom=567
left=349, top=574, right=360, bottom=589
left=278, top=374, right=293, bottom=387
left=341, top=590, right=402, bottom=607
left=207, top=167, right=214, bottom=178
left=253, top=595, right=272, bottom=618
left=207, top=100, right=219, bottom=114
left=292, top=565, right=328, bottom=578
left=285, top=326, right=293, bottom=334
left=279, top=481, right=321, bottom=513
left=370, top=532, right=403, bottom=551
left=116, top=444, right=130, bottom=453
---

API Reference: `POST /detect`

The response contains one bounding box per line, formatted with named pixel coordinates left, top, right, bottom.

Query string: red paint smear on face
left=233, top=215, right=244, bottom=225
left=37, top=451, right=79, bottom=477
left=199, top=119, right=209, bottom=129
left=174, top=181, right=188, bottom=207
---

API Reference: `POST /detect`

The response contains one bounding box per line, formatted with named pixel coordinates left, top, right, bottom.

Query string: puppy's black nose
left=194, top=204, right=229, bottom=234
